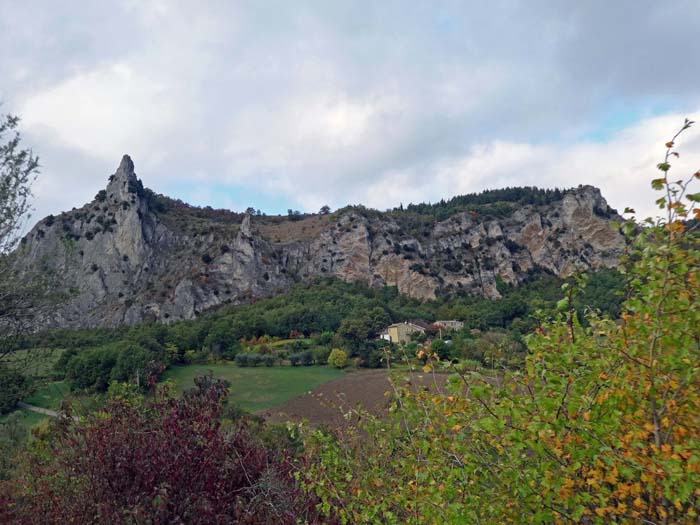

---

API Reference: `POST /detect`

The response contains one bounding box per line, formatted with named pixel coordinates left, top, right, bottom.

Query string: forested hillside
left=10, top=269, right=622, bottom=393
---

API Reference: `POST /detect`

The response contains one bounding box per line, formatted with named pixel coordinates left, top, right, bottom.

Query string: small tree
left=0, top=111, right=46, bottom=399
left=327, top=348, right=347, bottom=369
left=0, top=113, right=39, bottom=253
left=0, top=368, right=27, bottom=414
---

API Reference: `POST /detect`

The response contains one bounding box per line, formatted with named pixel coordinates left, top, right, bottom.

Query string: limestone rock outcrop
left=16, top=156, right=625, bottom=328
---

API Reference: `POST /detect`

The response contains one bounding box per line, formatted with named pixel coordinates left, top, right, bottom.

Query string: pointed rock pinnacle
left=117, top=154, right=135, bottom=176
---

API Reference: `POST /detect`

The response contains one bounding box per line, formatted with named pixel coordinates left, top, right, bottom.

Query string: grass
left=0, top=381, right=67, bottom=441
left=163, top=363, right=345, bottom=413
left=24, top=381, right=69, bottom=410
left=5, top=348, right=64, bottom=377
left=267, top=338, right=311, bottom=348
left=0, top=408, right=49, bottom=435
left=0, top=354, right=67, bottom=439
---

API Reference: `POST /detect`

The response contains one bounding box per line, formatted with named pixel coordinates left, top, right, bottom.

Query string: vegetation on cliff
left=12, top=267, right=623, bottom=393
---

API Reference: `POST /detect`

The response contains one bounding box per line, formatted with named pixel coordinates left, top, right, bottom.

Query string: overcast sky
left=2, top=1, right=700, bottom=224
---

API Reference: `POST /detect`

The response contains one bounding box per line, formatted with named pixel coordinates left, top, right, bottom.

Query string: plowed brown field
left=261, top=369, right=449, bottom=427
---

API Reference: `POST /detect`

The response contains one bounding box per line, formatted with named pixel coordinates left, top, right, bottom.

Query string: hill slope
left=15, top=155, right=624, bottom=328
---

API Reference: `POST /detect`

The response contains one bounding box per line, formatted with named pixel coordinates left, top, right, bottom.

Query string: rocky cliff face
left=16, top=156, right=625, bottom=328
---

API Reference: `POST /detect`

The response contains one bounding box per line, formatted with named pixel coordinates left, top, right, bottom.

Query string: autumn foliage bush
left=302, top=121, right=700, bottom=524
left=327, top=348, right=348, bottom=368
left=2, top=376, right=329, bottom=524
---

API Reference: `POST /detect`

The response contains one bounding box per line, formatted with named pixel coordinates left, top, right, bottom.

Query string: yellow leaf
left=604, top=466, right=618, bottom=484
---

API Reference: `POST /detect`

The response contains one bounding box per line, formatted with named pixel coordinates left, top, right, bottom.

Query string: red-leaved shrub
left=3, top=376, right=330, bottom=524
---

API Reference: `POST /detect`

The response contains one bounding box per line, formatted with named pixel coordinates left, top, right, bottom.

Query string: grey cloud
left=1, top=0, right=699, bottom=224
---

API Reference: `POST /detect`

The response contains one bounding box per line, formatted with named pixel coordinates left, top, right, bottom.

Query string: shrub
left=62, top=344, right=163, bottom=393
left=313, top=332, right=334, bottom=346
left=64, top=347, right=118, bottom=391
left=183, top=350, right=197, bottom=364
left=290, top=340, right=306, bottom=351
left=234, top=353, right=251, bottom=367
left=312, top=346, right=331, bottom=364
left=366, top=349, right=385, bottom=368
left=235, top=352, right=264, bottom=367
left=4, top=378, right=329, bottom=524
left=429, top=339, right=450, bottom=360
left=327, top=349, right=347, bottom=369
left=456, top=358, right=482, bottom=371
left=0, top=368, right=29, bottom=414
left=290, top=350, right=313, bottom=366
left=249, top=354, right=263, bottom=367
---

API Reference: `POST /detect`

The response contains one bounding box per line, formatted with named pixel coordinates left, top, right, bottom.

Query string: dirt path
left=17, top=401, right=60, bottom=418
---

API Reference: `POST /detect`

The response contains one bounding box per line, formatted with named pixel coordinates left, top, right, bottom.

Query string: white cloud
left=341, top=112, right=700, bottom=220
left=20, top=63, right=177, bottom=162
left=224, top=92, right=403, bottom=177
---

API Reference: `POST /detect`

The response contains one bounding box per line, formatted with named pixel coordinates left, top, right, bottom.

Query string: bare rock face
left=16, top=157, right=626, bottom=328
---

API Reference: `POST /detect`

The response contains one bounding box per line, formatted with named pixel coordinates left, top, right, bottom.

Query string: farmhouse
left=385, top=320, right=431, bottom=344
left=433, top=320, right=464, bottom=331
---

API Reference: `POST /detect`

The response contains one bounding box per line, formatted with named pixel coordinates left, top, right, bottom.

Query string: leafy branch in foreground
left=0, top=113, right=38, bottom=253
left=0, top=111, right=44, bottom=412
left=302, top=121, right=700, bottom=524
